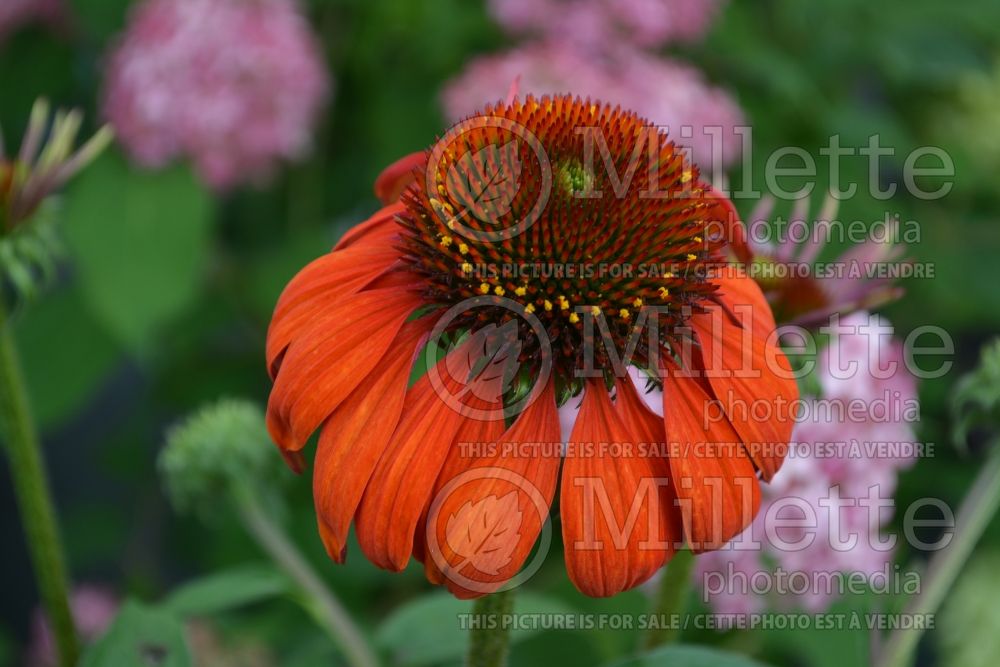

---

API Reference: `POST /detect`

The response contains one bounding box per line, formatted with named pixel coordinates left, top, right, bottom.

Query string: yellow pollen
left=558, top=296, right=569, bottom=310
left=461, top=262, right=473, bottom=274
left=458, top=243, right=469, bottom=254
left=632, top=297, right=643, bottom=308
left=479, top=283, right=490, bottom=294
left=569, top=313, right=580, bottom=324
left=525, top=303, right=536, bottom=314
left=686, top=253, right=697, bottom=261
left=658, top=287, right=670, bottom=298
left=664, top=271, right=675, bottom=278
left=590, top=306, right=601, bottom=316
left=680, top=169, right=693, bottom=183
left=494, top=286, right=505, bottom=296
left=619, top=309, right=631, bottom=320
left=694, top=236, right=703, bottom=243
left=437, top=184, right=446, bottom=195
left=543, top=299, right=553, bottom=311
left=440, top=235, right=453, bottom=248
left=514, top=286, right=527, bottom=297
left=446, top=219, right=457, bottom=230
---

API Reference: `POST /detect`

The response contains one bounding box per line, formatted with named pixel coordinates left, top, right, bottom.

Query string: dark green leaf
left=376, top=591, right=576, bottom=666
left=163, top=564, right=291, bottom=618
left=63, top=152, right=212, bottom=353
left=81, top=600, right=192, bottom=667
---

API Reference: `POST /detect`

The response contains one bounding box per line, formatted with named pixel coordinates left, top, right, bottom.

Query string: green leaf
left=63, top=152, right=212, bottom=353
left=607, top=645, right=774, bottom=667
left=81, top=600, right=192, bottom=667
left=375, top=591, right=576, bottom=667
left=163, top=564, right=291, bottom=618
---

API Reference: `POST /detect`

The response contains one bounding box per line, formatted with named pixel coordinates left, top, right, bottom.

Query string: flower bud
left=160, top=398, right=283, bottom=516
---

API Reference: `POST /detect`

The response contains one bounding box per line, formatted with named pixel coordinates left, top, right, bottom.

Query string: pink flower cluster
left=102, top=0, right=330, bottom=190
left=443, top=1, right=742, bottom=174
left=0, top=0, right=61, bottom=42
left=488, top=0, right=725, bottom=49
left=696, top=312, right=920, bottom=614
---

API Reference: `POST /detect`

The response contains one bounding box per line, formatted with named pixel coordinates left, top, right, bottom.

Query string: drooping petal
left=374, top=152, right=425, bottom=204
left=334, top=203, right=405, bottom=251
left=616, top=373, right=683, bottom=555
left=662, top=366, right=761, bottom=552
left=424, top=379, right=562, bottom=598
left=705, top=187, right=752, bottom=265
left=266, top=287, right=424, bottom=458
left=266, top=245, right=402, bottom=376
left=354, top=334, right=504, bottom=571
left=691, top=272, right=798, bottom=481
left=313, top=318, right=434, bottom=562
left=421, top=392, right=508, bottom=580
left=561, top=379, right=676, bottom=597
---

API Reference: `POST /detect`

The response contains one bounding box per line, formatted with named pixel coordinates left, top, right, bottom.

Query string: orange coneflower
left=266, top=95, right=798, bottom=598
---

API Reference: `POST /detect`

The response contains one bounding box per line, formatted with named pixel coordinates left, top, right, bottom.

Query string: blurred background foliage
left=2, top=0, right=1000, bottom=665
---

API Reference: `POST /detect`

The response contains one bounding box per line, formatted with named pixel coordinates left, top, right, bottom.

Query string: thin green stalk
left=876, top=445, right=1000, bottom=667
left=467, top=589, right=515, bottom=667
left=234, top=490, right=378, bottom=667
left=643, top=548, right=695, bottom=649
left=0, top=301, right=78, bottom=667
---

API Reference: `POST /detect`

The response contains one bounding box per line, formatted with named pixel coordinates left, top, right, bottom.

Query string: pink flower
left=487, top=0, right=725, bottom=50
left=0, top=0, right=62, bottom=41
left=27, top=586, right=118, bottom=667
left=102, top=0, right=330, bottom=190
left=696, top=312, right=920, bottom=613
left=440, top=41, right=745, bottom=172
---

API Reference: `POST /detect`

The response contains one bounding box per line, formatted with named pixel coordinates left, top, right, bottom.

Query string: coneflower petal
left=354, top=335, right=495, bottom=571
left=423, top=379, right=561, bottom=598
left=562, top=379, right=676, bottom=597
left=313, top=318, right=434, bottom=562
left=333, top=202, right=406, bottom=251
left=662, top=366, right=761, bottom=552
left=615, top=372, right=683, bottom=572
left=266, top=287, right=424, bottom=456
left=691, top=273, right=798, bottom=481
left=267, top=245, right=401, bottom=376
left=421, top=394, right=508, bottom=583
left=373, top=151, right=425, bottom=204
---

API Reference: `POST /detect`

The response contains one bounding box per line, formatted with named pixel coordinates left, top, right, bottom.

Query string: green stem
left=643, top=548, right=695, bottom=649
left=0, top=301, right=78, bottom=667
left=876, top=444, right=1000, bottom=667
left=466, top=589, right=515, bottom=667
left=234, top=490, right=378, bottom=667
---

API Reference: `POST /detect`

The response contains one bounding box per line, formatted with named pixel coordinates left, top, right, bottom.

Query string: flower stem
left=234, top=489, right=378, bottom=667
left=643, top=548, right=695, bottom=649
left=876, top=444, right=1000, bottom=667
left=467, top=589, right=515, bottom=667
left=0, top=301, right=78, bottom=667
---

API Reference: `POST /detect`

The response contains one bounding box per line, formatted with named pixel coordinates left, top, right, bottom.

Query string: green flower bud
left=1, top=99, right=113, bottom=303
left=160, top=398, right=283, bottom=517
